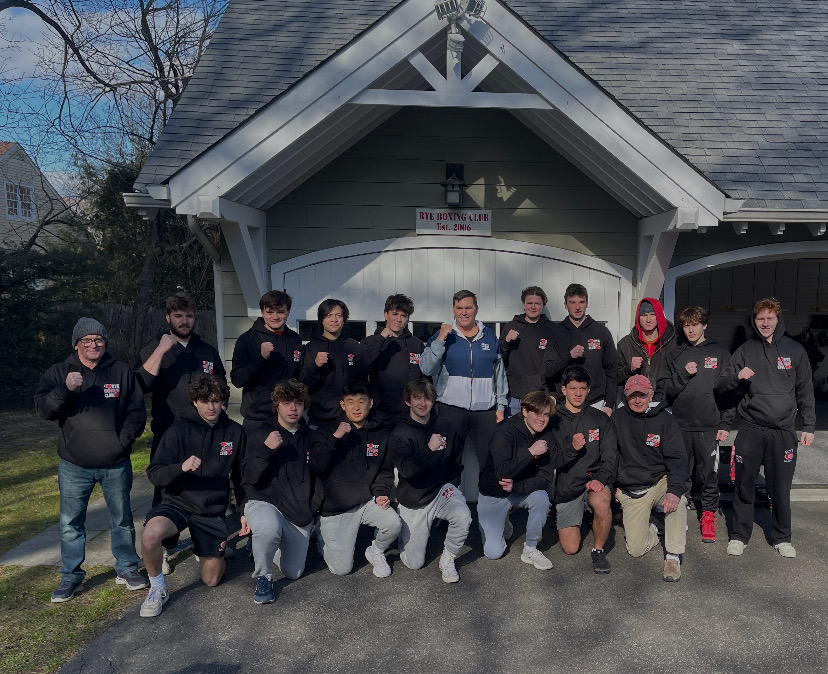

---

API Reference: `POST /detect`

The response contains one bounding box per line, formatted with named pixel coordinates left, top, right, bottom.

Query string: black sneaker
left=116, top=570, right=149, bottom=590
left=591, top=549, right=611, bottom=574
left=51, top=579, right=82, bottom=603
left=253, top=576, right=275, bottom=605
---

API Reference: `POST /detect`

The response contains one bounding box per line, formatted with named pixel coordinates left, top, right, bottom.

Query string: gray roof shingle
left=137, top=0, right=828, bottom=211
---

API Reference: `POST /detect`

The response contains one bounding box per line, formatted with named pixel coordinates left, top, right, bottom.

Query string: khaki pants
left=616, top=475, right=687, bottom=556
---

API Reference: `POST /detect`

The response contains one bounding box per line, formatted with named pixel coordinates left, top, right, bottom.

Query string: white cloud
left=1, top=8, right=56, bottom=79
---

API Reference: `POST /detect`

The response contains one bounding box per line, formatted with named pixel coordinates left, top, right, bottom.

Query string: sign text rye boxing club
left=415, top=208, right=492, bottom=236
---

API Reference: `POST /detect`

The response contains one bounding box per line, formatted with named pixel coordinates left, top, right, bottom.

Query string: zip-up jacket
left=718, top=313, right=815, bottom=432
left=478, top=414, right=578, bottom=498
left=135, top=331, right=225, bottom=438
left=547, top=404, right=618, bottom=503
left=420, top=320, right=508, bottom=411
left=498, top=314, right=557, bottom=398
left=146, top=407, right=245, bottom=517
left=617, top=298, right=678, bottom=396
left=656, top=337, right=736, bottom=432
left=242, top=417, right=316, bottom=527
left=309, top=415, right=393, bottom=516
left=543, top=316, right=619, bottom=407
left=360, top=327, right=425, bottom=416
left=611, top=403, right=688, bottom=498
left=299, top=334, right=364, bottom=425
left=389, top=409, right=463, bottom=508
left=230, top=318, right=302, bottom=421
left=35, top=352, right=146, bottom=469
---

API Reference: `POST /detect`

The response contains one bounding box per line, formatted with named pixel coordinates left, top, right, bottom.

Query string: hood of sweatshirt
left=750, top=311, right=787, bottom=343
left=635, top=297, right=668, bottom=343
left=508, top=313, right=551, bottom=327
left=561, top=315, right=595, bottom=332
left=372, top=326, right=414, bottom=338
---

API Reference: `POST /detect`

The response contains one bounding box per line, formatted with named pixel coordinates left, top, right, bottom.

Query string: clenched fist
left=65, top=372, right=83, bottom=392
left=685, top=362, right=698, bottom=375
left=261, top=342, right=275, bottom=359
left=738, top=367, right=755, bottom=381
left=505, top=329, right=520, bottom=342
left=438, top=323, right=453, bottom=341
left=380, top=327, right=396, bottom=339
left=570, top=344, right=585, bottom=359
left=157, top=333, right=178, bottom=354
left=333, top=422, right=351, bottom=439
left=529, top=439, right=548, bottom=457
left=428, top=434, right=445, bottom=452
left=572, top=433, right=586, bottom=450
left=315, top=351, right=329, bottom=368
left=182, top=455, right=202, bottom=472
left=631, top=356, right=644, bottom=371
left=264, top=431, right=283, bottom=450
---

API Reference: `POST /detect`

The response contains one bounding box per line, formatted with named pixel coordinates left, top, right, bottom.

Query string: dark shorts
left=145, top=501, right=228, bottom=558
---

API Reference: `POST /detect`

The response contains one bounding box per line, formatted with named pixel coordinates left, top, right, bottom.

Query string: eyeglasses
left=78, top=338, right=106, bottom=347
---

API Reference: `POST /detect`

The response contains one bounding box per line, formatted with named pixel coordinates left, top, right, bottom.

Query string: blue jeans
left=58, top=458, right=141, bottom=582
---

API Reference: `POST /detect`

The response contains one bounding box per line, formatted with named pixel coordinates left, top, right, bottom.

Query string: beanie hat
left=639, top=300, right=655, bottom=315
left=72, top=317, right=108, bottom=346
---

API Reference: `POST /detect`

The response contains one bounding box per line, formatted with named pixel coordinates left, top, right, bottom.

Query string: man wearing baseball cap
left=611, top=374, right=689, bottom=582
left=35, top=317, right=147, bottom=603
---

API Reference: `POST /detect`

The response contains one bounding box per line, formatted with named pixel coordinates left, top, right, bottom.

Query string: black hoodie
left=360, top=327, right=425, bottom=416
left=543, top=316, right=619, bottom=407
left=719, top=312, right=815, bottom=432
left=146, top=407, right=245, bottom=517
left=242, top=417, right=316, bottom=527
left=389, top=409, right=463, bottom=508
left=617, top=298, right=678, bottom=396
left=478, top=414, right=578, bottom=498
left=498, top=314, right=558, bottom=398
left=309, top=414, right=393, bottom=516
left=299, top=334, right=364, bottom=425
left=657, top=337, right=736, bottom=432
left=35, top=352, right=146, bottom=469
left=230, top=318, right=302, bottom=420
left=611, top=402, right=688, bottom=498
left=547, top=404, right=618, bottom=503
left=135, top=331, right=225, bottom=437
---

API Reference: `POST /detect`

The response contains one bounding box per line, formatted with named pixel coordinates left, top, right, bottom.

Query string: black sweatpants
left=681, top=430, right=720, bottom=512
left=731, top=424, right=798, bottom=545
left=436, top=402, right=501, bottom=470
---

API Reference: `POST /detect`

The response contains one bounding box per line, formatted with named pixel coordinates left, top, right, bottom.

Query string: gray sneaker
left=439, top=550, right=460, bottom=583
left=140, top=587, right=169, bottom=617
left=115, top=570, right=148, bottom=590
left=162, top=550, right=172, bottom=576
left=364, top=543, right=392, bottom=578
left=727, top=539, right=746, bottom=556
left=774, top=542, right=797, bottom=558
left=520, top=545, right=554, bottom=570
left=51, top=579, right=81, bottom=603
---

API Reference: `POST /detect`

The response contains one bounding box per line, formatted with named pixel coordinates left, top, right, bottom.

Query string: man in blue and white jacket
left=420, top=289, right=508, bottom=470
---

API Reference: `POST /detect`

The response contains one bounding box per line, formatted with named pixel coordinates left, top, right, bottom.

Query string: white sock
left=149, top=573, right=166, bottom=590
left=666, top=553, right=680, bottom=563
left=265, top=573, right=273, bottom=581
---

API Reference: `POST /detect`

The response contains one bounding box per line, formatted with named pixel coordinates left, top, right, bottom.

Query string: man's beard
left=170, top=324, right=193, bottom=339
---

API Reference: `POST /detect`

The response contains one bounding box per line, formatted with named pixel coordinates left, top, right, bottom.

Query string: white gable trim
left=167, top=0, right=725, bottom=225
left=663, top=241, right=828, bottom=318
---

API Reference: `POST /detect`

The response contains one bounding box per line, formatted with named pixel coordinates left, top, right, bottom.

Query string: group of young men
left=34, top=282, right=815, bottom=615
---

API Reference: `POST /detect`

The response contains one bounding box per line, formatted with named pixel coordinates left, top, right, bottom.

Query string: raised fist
left=261, top=342, right=275, bottom=359
left=264, top=431, right=283, bottom=450
left=438, top=323, right=453, bottom=341
left=315, top=351, right=329, bottom=368
left=572, top=433, right=586, bottom=450
left=505, top=329, right=520, bottom=343
left=428, top=433, right=445, bottom=452
left=380, top=327, right=396, bottom=339
left=182, top=455, right=202, bottom=472
left=570, top=344, right=585, bottom=359
left=158, top=333, right=177, bottom=354
left=631, top=356, right=644, bottom=371
left=333, top=422, right=351, bottom=439
left=738, top=367, right=755, bottom=381
left=685, top=362, right=698, bottom=375
left=65, top=372, right=83, bottom=392
left=529, top=439, right=548, bottom=457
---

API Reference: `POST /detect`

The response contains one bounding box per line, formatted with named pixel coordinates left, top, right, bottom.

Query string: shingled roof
left=136, top=0, right=828, bottom=211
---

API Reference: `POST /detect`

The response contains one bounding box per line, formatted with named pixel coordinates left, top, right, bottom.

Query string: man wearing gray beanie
left=35, top=317, right=147, bottom=603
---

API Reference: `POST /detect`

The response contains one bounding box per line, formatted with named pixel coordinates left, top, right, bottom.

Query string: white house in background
left=124, top=0, right=828, bottom=440
left=0, top=141, right=67, bottom=250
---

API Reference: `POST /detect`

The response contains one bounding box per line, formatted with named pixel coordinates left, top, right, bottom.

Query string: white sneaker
left=520, top=545, right=553, bottom=570
left=774, top=542, right=797, bottom=558
left=727, top=540, right=746, bottom=556
left=140, top=587, right=169, bottom=617
left=364, top=543, right=392, bottom=578
left=161, top=550, right=171, bottom=576
left=503, top=517, right=514, bottom=540
left=439, top=550, right=459, bottom=583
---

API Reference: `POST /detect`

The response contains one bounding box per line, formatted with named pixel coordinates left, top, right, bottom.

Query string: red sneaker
left=700, top=511, right=717, bottom=543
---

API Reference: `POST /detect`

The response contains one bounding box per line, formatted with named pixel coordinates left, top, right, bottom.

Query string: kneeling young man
left=141, top=375, right=244, bottom=617
left=390, top=380, right=471, bottom=583
left=240, top=379, right=315, bottom=605
left=612, top=375, right=688, bottom=582
left=548, top=366, right=617, bottom=574
left=477, top=391, right=581, bottom=570
left=310, top=383, right=401, bottom=577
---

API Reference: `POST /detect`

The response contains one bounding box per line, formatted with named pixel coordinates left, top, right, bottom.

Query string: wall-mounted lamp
left=441, top=164, right=467, bottom=207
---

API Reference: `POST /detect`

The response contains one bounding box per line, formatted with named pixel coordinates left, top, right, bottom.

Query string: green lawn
left=0, top=407, right=154, bottom=674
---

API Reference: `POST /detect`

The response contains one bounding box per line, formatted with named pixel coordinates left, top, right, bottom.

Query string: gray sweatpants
left=397, top=484, right=472, bottom=570
left=245, top=500, right=312, bottom=580
left=477, top=490, right=550, bottom=559
left=319, top=499, right=401, bottom=576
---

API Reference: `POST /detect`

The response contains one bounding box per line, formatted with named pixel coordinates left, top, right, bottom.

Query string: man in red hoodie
left=617, top=298, right=678, bottom=403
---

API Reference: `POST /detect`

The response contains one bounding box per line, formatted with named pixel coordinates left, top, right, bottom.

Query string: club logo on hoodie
left=103, top=383, right=120, bottom=398
left=441, top=485, right=455, bottom=499
left=409, top=353, right=420, bottom=365
left=481, top=343, right=491, bottom=351
left=588, top=339, right=601, bottom=350
left=704, top=357, right=717, bottom=369
left=294, top=350, right=301, bottom=362
left=437, top=435, right=447, bottom=451
left=219, top=441, right=234, bottom=456
left=348, top=353, right=355, bottom=366
left=538, top=339, right=547, bottom=350
left=646, top=433, right=661, bottom=448
left=589, top=429, right=600, bottom=442
left=202, top=361, right=214, bottom=374
left=784, top=448, right=794, bottom=462
left=778, top=356, right=792, bottom=370
left=366, top=443, right=379, bottom=457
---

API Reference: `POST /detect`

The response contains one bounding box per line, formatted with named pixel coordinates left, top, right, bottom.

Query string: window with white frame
left=5, top=182, right=35, bottom=221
